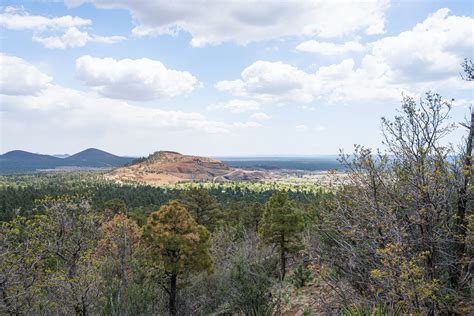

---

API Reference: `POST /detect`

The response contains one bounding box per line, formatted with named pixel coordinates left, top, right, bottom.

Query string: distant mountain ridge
left=66, top=148, right=133, bottom=166
left=0, top=148, right=134, bottom=174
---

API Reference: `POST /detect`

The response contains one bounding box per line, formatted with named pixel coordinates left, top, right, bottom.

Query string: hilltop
left=66, top=148, right=133, bottom=167
left=0, top=148, right=134, bottom=174
left=105, top=151, right=264, bottom=185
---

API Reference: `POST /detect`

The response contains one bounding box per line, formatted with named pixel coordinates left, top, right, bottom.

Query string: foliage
left=227, top=256, right=275, bottom=315
left=95, top=213, right=141, bottom=315
left=341, top=303, right=410, bottom=316
left=314, top=92, right=472, bottom=314
left=0, top=172, right=323, bottom=223
left=0, top=197, right=103, bottom=315
left=240, top=201, right=265, bottom=233
left=142, top=200, right=213, bottom=315
left=179, top=187, right=222, bottom=231
left=290, top=262, right=313, bottom=289
left=260, top=191, right=304, bottom=280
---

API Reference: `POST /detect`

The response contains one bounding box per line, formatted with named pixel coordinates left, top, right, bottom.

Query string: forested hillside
left=0, top=62, right=472, bottom=315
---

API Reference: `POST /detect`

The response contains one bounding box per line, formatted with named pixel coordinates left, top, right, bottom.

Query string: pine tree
left=241, top=201, right=264, bottom=233
left=180, top=188, right=221, bottom=231
left=142, top=200, right=213, bottom=315
left=260, top=191, right=304, bottom=280
left=102, top=198, right=126, bottom=220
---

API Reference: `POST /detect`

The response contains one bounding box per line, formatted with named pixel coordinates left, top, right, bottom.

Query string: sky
left=0, top=0, right=473, bottom=157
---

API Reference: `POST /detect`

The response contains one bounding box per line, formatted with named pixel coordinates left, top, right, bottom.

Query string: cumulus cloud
left=0, top=6, right=91, bottom=30
left=70, top=0, right=389, bottom=47
left=1, top=54, right=260, bottom=143
left=207, top=99, right=261, bottom=113
left=0, top=84, right=263, bottom=154
left=2, top=84, right=260, bottom=134
left=215, top=59, right=398, bottom=104
left=32, top=27, right=125, bottom=49
left=75, top=55, right=199, bottom=101
left=0, top=54, right=52, bottom=96
left=368, top=8, right=473, bottom=82
left=0, top=6, right=125, bottom=49
left=296, top=40, right=365, bottom=55
left=218, top=9, right=474, bottom=104
left=314, top=58, right=406, bottom=103
left=250, top=112, right=272, bottom=120
left=215, top=61, right=318, bottom=103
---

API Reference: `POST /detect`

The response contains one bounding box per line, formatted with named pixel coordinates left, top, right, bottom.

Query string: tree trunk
left=452, top=111, right=473, bottom=287
left=169, top=272, right=177, bottom=316
left=280, top=234, right=286, bottom=280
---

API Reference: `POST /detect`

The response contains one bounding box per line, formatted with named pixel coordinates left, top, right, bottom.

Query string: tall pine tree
left=260, top=191, right=304, bottom=280
left=142, top=200, right=213, bottom=315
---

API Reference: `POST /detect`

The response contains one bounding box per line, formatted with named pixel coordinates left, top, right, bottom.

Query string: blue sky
left=0, top=0, right=472, bottom=156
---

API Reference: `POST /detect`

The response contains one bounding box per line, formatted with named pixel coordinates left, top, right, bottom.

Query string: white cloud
left=296, top=40, right=365, bottom=55
left=217, top=9, right=474, bottom=104
left=0, top=7, right=125, bottom=49
left=250, top=112, right=272, bottom=120
left=0, top=54, right=52, bottom=96
left=75, top=55, right=199, bottom=101
left=33, top=27, right=89, bottom=49
left=213, top=58, right=422, bottom=104
left=75, top=0, right=389, bottom=47
left=32, top=27, right=125, bottom=49
left=1, top=80, right=259, bottom=136
left=1, top=54, right=260, bottom=141
left=91, top=34, right=127, bottom=44
left=215, top=61, right=318, bottom=103
left=0, top=6, right=91, bottom=31
left=208, top=99, right=261, bottom=113
left=368, top=8, right=473, bottom=82
left=215, top=59, right=402, bottom=104
left=314, top=58, right=406, bottom=103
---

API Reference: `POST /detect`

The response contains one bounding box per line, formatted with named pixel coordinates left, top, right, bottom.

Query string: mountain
left=1, top=150, right=62, bottom=161
left=0, top=150, right=62, bottom=173
left=65, top=148, right=134, bottom=167
left=0, top=148, right=134, bottom=174
left=105, top=151, right=264, bottom=185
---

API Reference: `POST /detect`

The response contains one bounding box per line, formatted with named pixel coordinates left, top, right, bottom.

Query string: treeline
left=0, top=175, right=319, bottom=223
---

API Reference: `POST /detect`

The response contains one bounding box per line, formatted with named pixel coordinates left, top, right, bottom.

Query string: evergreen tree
left=180, top=188, right=221, bottom=231
left=260, top=191, right=304, bottom=280
left=103, top=198, right=126, bottom=220
left=142, top=200, right=213, bottom=316
left=241, top=202, right=264, bottom=233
